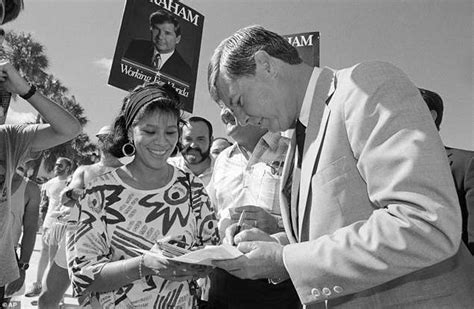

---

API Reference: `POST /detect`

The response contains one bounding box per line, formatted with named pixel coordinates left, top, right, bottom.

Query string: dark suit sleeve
left=465, top=156, right=474, bottom=253
left=160, top=51, right=193, bottom=83
left=123, top=40, right=136, bottom=59
left=122, top=40, right=153, bottom=68
left=123, top=40, right=141, bottom=60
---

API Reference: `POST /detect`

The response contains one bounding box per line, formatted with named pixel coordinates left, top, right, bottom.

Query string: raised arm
left=0, top=61, right=81, bottom=151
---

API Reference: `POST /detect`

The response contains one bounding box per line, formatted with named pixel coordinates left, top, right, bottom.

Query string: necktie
left=153, top=53, right=162, bottom=70
left=295, top=120, right=306, bottom=167
left=284, top=120, right=306, bottom=239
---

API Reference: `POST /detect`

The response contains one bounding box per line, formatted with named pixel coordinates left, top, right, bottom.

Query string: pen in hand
left=232, top=210, right=247, bottom=245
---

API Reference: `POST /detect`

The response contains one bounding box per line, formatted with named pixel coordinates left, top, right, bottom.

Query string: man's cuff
left=268, top=244, right=290, bottom=285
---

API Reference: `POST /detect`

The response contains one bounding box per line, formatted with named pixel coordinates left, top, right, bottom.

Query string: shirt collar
left=153, top=49, right=174, bottom=65
left=298, top=67, right=319, bottom=128
left=226, top=131, right=281, bottom=158
left=227, top=143, right=240, bottom=158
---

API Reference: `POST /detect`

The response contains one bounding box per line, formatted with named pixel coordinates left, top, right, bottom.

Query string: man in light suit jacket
left=123, top=9, right=192, bottom=84
left=208, top=25, right=474, bottom=308
left=419, top=88, right=474, bottom=254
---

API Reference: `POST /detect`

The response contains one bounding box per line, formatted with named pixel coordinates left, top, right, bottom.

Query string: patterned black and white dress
left=69, top=167, right=219, bottom=308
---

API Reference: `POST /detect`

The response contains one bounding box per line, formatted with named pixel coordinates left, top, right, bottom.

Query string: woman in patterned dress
left=69, top=82, right=219, bottom=308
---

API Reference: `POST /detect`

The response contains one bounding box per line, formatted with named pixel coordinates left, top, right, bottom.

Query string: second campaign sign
left=109, top=0, right=204, bottom=113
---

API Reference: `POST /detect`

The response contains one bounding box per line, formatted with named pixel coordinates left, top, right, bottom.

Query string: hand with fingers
left=5, top=270, right=26, bottom=296
left=143, top=235, right=214, bottom=282
left=213, top=239, right=289, bottom=282
left=223, top=222, right=276, bottom=246
left=0, top=61, right=31, bottom=95
left=145, top=257, right=211, bottom=282
left=229, top=205, right=279, bottom=234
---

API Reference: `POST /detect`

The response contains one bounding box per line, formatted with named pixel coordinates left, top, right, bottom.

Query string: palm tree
left=5, top=30, right=96, bottom=177
left=4, top=31, right=49, bottom=82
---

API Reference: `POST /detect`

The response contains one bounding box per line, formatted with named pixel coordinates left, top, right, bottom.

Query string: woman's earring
left=122, top=141, right=136, bottom=157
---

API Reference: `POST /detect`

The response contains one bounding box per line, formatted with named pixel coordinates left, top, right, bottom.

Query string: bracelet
left=20, top=85, right=36, bottom=100
left=138, top=254, right=145, bottom=279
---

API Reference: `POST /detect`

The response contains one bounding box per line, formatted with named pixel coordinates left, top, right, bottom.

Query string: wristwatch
left=18, top=262, right=29, bottom=271
left=20, top=84, right=37, bottom=100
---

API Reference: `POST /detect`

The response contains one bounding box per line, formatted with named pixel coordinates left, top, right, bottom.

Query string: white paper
left=131, top=244, right=243, bottom=266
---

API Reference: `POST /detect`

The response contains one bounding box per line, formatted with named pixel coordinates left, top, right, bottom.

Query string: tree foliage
left=5, top=31, right=96, bottom=175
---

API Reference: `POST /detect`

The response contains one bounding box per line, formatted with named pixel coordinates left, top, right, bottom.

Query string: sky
left=4, top=0, right=473, bottom=149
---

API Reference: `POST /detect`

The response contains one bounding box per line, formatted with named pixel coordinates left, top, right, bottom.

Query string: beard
left=181, top=145, right=210, bottom=164
left=55, top=169, right=66, bottom=177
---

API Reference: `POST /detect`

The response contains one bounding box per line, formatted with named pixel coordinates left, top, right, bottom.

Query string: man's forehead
left=183, top=122, right=209, bottom=136
left=152, top=22, right=177, bottom=33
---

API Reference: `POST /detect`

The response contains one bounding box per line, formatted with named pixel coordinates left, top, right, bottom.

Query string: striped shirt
left=207, top=132, right=289, bottom=230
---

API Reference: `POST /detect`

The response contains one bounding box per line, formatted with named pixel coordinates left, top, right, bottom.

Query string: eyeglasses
left=0, top=0, right=5, bottom=25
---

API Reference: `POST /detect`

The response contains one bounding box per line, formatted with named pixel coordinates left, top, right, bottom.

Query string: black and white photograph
left=0, top=0, right=472, bottom=308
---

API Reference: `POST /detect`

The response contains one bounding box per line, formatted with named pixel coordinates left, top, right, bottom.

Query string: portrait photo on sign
left=109, top=0, right=204, bottom=113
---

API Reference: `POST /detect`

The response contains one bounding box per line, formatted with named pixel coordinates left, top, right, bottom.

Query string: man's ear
left=254, top=50, right=275, bottom=77
left=176, top=34, right=181, bottom=45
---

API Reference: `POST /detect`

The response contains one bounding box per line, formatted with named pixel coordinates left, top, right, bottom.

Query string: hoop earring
left=122, top=141, right=136, bottom=157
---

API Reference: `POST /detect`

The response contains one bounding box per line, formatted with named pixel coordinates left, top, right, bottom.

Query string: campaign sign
left=108, top=0, right=204, bottom=113
left=283, top=31, right=320, bottom=67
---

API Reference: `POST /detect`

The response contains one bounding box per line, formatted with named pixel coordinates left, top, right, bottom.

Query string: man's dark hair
left=0, top=28, right=5, bottom=36
left=187, top=116, right=213, bottom=140
left=149, top=9, right=181, bottom=36
left=419, top=88, right=444, bottom=130
left=208, top=25, right=302, bottom=105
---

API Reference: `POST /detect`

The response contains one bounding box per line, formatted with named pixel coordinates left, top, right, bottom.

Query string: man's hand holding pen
left=215, top=223, right=289, bottom=281
left=224, top=215, right=276, bottom=246
left=216, top=210, right=290, bottom=282
left=229, top=205, right=279, bottom=234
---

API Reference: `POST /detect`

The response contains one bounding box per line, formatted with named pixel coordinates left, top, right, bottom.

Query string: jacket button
left=322, top=287, right=331, bottom=296
left=311, top=288, right=320, bottom=297
left=333, top=286, right=343, bottom=294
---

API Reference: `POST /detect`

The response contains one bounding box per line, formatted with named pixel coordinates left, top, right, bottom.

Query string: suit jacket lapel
left=145, top=44, right=155, bottom=67
left=298, top=68, right=335, bottom=239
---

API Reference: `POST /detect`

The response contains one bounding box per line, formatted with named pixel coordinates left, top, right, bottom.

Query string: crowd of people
left=0, top=2, right=473, bottom=309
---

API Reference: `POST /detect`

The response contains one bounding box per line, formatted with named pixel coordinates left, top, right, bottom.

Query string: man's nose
left=232, top=108, right=250, bottom=126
